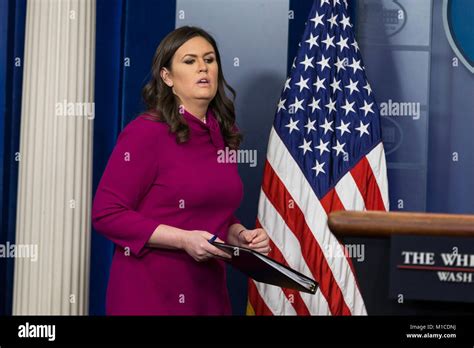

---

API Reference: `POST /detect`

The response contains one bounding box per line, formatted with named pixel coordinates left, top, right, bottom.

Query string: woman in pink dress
left=92, top=26, right=270, bottom=315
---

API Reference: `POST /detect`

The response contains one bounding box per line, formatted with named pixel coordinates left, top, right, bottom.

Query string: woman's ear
left=160, top=67, right=173, bottom=87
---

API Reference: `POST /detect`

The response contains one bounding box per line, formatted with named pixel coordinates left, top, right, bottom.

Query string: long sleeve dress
left=91, top=107, right=243, bottom=315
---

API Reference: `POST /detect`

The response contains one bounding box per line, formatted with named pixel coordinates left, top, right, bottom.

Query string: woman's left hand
left=239, top=228, right=271, bottom=255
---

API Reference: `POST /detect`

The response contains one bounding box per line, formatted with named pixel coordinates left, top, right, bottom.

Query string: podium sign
left=389, top=235, right=474, bottom=303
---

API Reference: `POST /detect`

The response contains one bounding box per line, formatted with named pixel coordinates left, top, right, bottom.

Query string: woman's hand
left=182, top=230, right=232, bottom=262
left=238, top=228, right=271, bottom=255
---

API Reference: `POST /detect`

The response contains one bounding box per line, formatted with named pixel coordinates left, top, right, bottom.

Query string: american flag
left=247, top=0, right=389, bottom=315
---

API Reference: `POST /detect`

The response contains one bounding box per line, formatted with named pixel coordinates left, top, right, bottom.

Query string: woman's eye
left=184, top=58, right=214, bottom=64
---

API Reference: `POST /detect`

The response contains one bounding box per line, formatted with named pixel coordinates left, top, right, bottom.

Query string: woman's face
left=161, top=36, right=219, bottom=107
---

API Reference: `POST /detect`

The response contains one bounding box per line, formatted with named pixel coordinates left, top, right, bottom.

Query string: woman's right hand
left=182, top=231, right=232, bottom=262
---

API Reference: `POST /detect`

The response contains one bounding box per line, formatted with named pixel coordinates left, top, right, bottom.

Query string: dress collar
left=182, top=107, right=225, bottom=149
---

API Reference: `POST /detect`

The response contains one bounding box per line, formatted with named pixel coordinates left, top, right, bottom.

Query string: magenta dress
left=91, top=107, right=243, bottom=315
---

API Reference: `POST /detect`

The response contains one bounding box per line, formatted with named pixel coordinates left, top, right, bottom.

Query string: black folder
left=211, top=241, right=318, bottom=294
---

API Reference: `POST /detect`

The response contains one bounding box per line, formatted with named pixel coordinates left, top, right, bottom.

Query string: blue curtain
left=0, top=0, right=26, bottom=316
left=89, top=0, right=125, bottom=316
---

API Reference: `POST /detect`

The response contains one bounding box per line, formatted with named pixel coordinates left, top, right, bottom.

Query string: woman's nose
left=198, top=59, right=208, bottom=72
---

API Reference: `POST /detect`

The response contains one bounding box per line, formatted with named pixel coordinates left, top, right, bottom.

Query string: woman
left=92, top=26, right=270, bottom=315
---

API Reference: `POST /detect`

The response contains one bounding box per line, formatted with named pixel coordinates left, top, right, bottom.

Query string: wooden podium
left=328, top=211, right=474, bottom=238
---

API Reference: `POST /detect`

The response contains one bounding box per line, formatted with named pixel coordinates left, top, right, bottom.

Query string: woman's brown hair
left=142, top=26, right=242, bottom=149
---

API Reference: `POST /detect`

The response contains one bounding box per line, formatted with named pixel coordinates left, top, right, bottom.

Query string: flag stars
left=332, top=140, right=346, bottom=156
left=266, top=1, right=384, bottom=196
left=284, top=77, right=291, bottom=91
left=312, top=160, right=326, bottom=177
left=336, top=119, right=351, bottom=136
left=345, top=78, right=359, bottom=95
left=349, top=58, right=362, bottom=74
left=336, top=36, right=349, bottom=52
left=330, top=77, right=342, bottom=93
left=355, top=121, right=370, bottom=137
left=351, top=40, right=360, bottom=52
left=310, top=11, right=325, bottom=29
left=295, top=75, right=310, bottom=92
left=285, top=117, right=300, bottom=134
left=313, top=76, right=326, bottom=92
left=304, top=118, right=317, bottom=134
left=299, top=138, right=313, bottom=155
left=277, top=98, right=286, bottom=112
left=305, top=32, right=319, bottom=50
left=340, top=14, right=352, bottom=30
left=325, top=97, right=337, bottom=114
left=308, top=97, right=321, bottom=112
left=315, top=138, right=330, bottom=156
left=317, top=54, right=331, bottom=72
left=360, top=100, right=374, bottom=116
left=341, top=99, right=355, bottom=115
left=299, top=54, right=315, bottom=71
left=322, top=34, right=335, bottom=50
left=327, top=13, right=338, bottom=29
left=320, top=118, right=334, bottom=134
left=334, top=57, right=346, bottom=73
left=289, top=96, right=305, bottom=113
left=363, top=82, right=372, bottom=95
